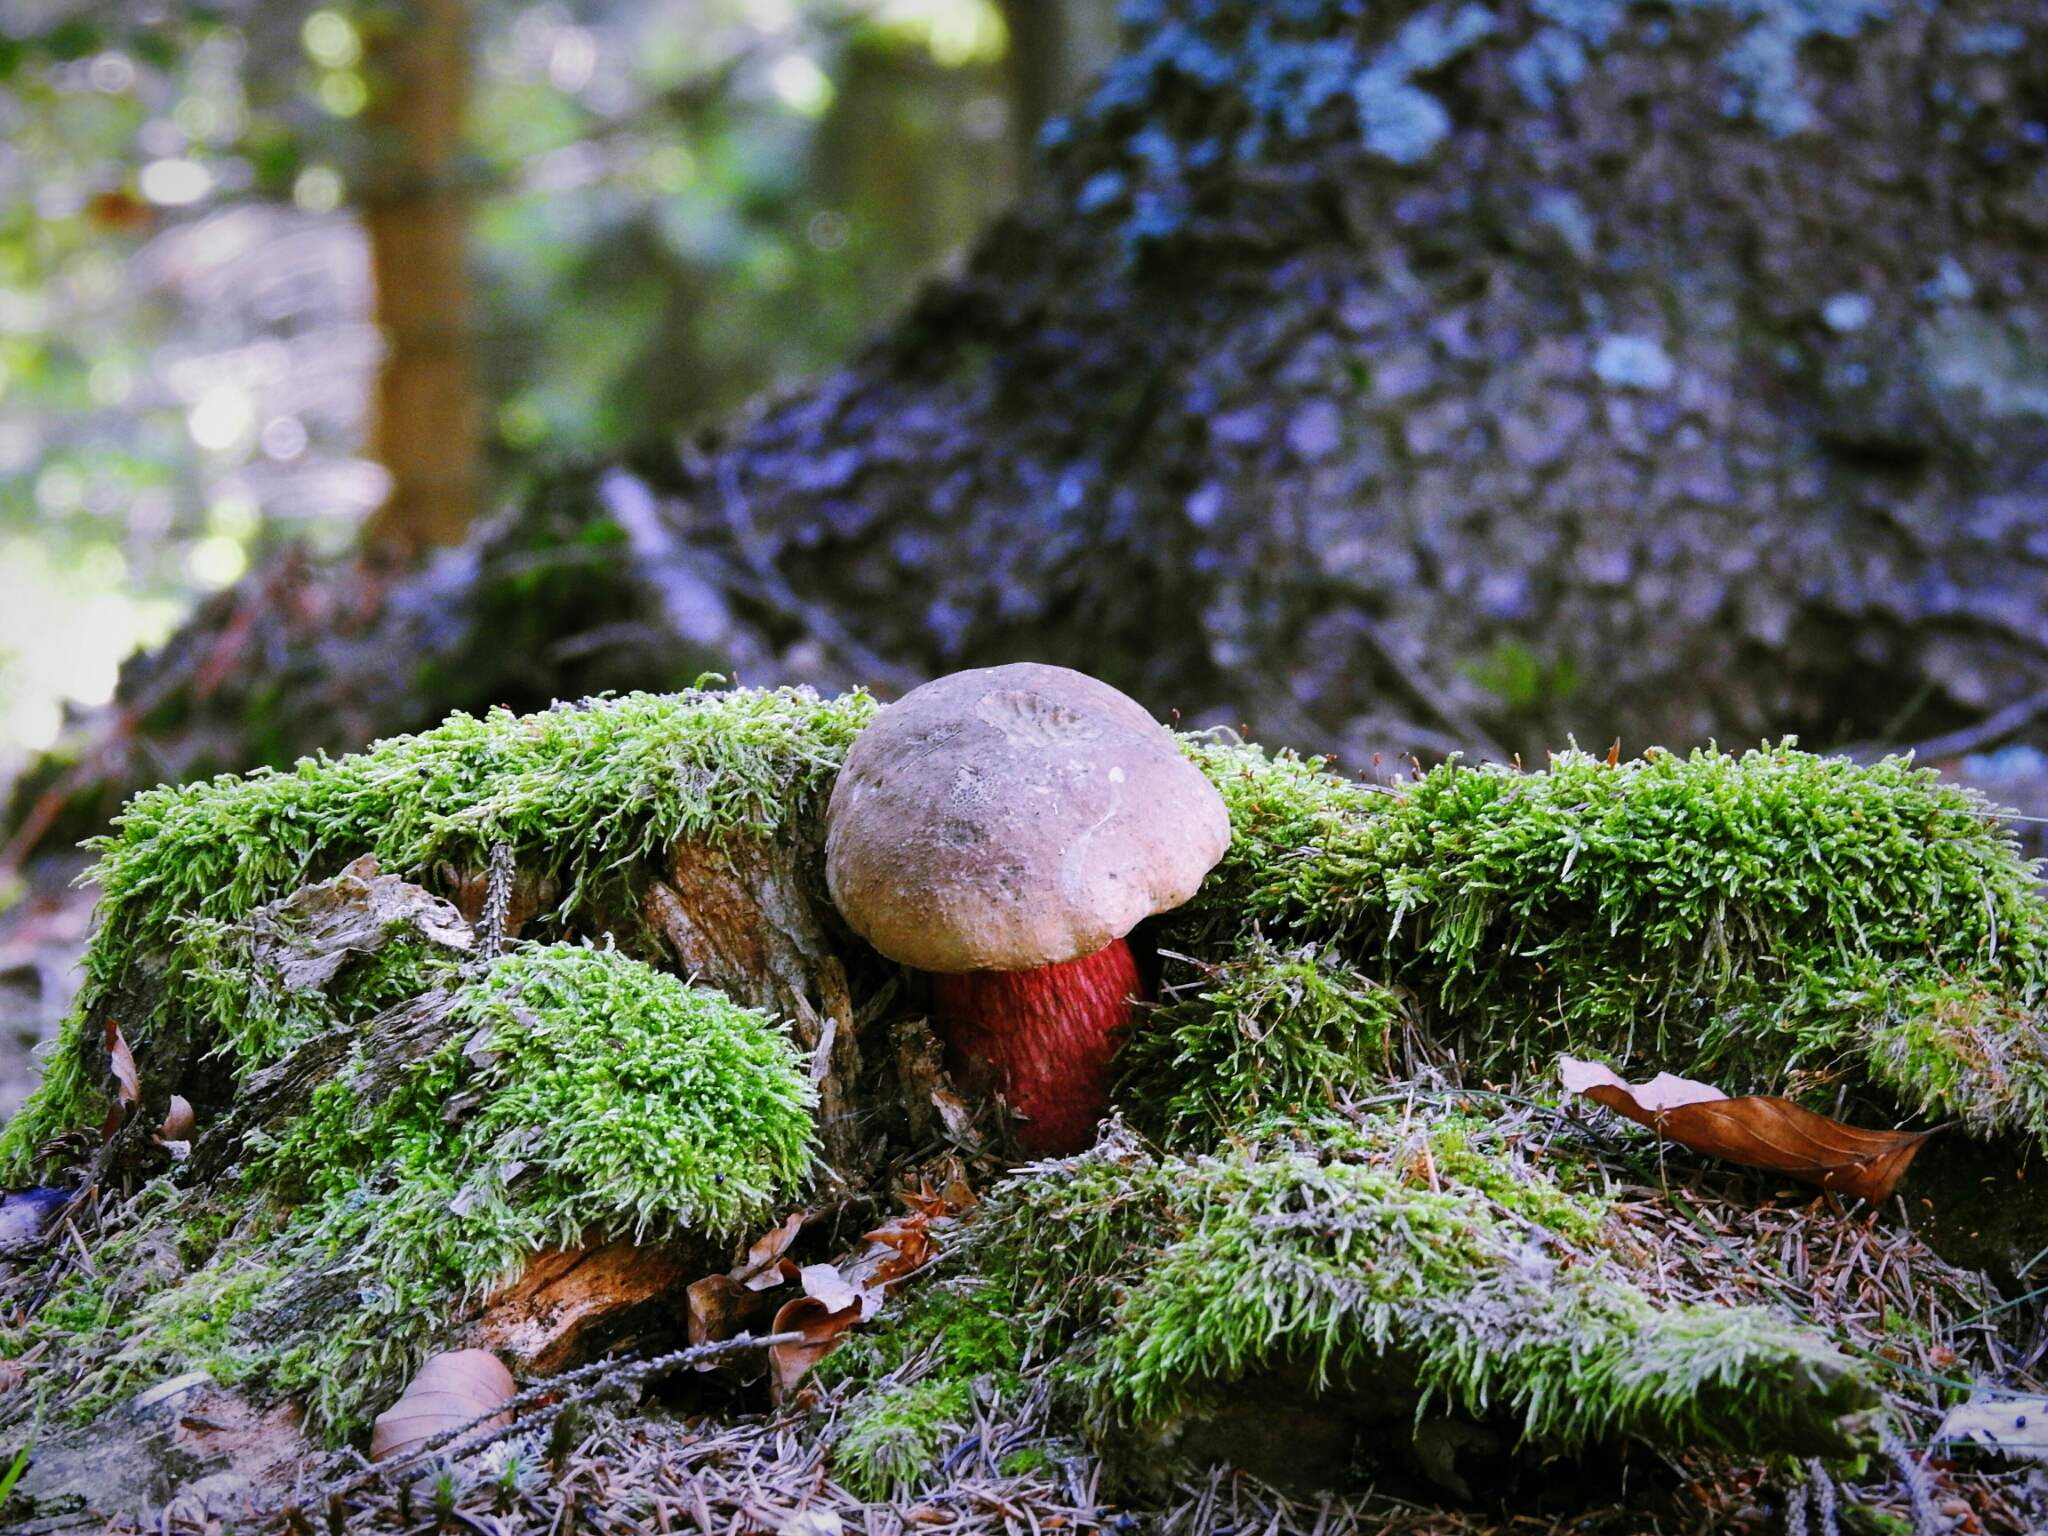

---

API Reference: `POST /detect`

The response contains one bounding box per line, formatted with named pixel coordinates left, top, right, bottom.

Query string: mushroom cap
left=824, top=663, right=1231, bottom=972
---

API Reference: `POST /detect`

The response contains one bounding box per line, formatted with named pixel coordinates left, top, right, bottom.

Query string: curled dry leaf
left=369, top=1348, right=516, bottom=1462
left=99, top=1019, right=141, bottom=1141
left=105, top=1020, right=139, bottom=1107
left=735, top=1212, right=804, bottom=1290
left=768, top=1294, right=862, bottom=1405
left=1559, top=1057, right=1941, bottom=1204
left=685, top=1264, right=795, bottom=1370
left=799, top=1262, right=864, bottom=1315
left=860, top=1214, right=939, bottom=1288
left=157, top=1095, right=195, bottom=1142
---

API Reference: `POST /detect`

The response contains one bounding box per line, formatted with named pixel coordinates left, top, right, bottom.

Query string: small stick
left=316, top=1331, right=806, bottom=1501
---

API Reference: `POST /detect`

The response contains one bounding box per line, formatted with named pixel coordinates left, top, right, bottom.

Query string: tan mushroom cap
left=824, top=663, right=1232, bottom=973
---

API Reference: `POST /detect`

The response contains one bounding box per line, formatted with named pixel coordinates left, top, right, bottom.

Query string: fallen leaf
left=1559, top=1057, right=1941, bottom=1203
left=99, top=1019, right=141, bottom=1141
left=0, top=1361, right=22, bottom=1395
left=735, top=1212, right=804, bottom=1289
left=106, top=1019, right=139, bottom=1107
left=768, top=1294, right=861, bottom=1405
left=157, top=1096, right=195, bottom=1142
left=861, top=1216, right=938, bottom=1287
left=799, top=1262, right=863, bottom=1314
left=1938, top=1395, right=2048, bottom=1459
left=929, top=1088, right=979, bottom=1147
left=686, top=1272, right=786, bottom=1370
left=369, top=1349, right=515, bottom=1462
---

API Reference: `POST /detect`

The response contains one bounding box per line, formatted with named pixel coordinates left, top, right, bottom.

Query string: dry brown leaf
left=1559, top=1056, right=1942, bottom=1203
left=686, top=1266, right=792, bottom=1371
left=861, top=1215, right=938, bottom=1287
left=157, top=1095, right=195, bottom=1142
left=106, top=1019, right=139, bottom=1105
left=369, top=1348, right=515, bottom=1462
left=734, top=1212, right=804, bottom=1289
left=0, top=1360, right=24, bottom=1395
left=768, top=1294, right=861, bottom=1405
left=98, top=1018, right=141, bottom=1142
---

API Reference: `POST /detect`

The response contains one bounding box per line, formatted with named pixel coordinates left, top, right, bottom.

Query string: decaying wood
left=189, top=988, right=462, bottom=1183
left=439, top=856, right=558, bottom=945
left=467, top=1236, right=707, bottom=1374
left=245, top=855, right=472, bottom=990
left=641, top=833, right=865, bottom=1177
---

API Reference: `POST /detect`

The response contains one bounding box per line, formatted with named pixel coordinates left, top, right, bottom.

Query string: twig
left=1908, top=687, right=2048, bottom=763
left=1882, top=1427, right=1944, bottom=1536
left=317, top=1331, right=806, bottom=1501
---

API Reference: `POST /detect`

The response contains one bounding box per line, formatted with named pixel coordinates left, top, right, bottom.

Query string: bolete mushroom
left=824, top=663, right=1230, bottom=1152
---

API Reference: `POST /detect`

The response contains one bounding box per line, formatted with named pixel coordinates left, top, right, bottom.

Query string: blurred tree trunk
left=996, top=0, right=1119, bottom=164
left=359, top=0, right=478, bottom=562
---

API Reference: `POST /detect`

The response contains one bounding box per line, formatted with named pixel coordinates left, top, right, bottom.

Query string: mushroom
left=825, top=663, right=1231, bottom=1152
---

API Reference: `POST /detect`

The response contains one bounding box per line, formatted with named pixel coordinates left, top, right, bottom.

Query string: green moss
left=3, top=946, right=816, bottom=1439
left=974, top=1119, right=1871, bottom=1458
left=822, top=1283, right=1033, bottom=1499
left=178, top=914, right=463, bottom=1078
left=998, top=1446, right=1055, bottom=1477
left=1, top=685, right=873, bottom=1182
left=242, top=945, right=815, bottom=1431
left=1119, top=935, right=1404, bottom=1147
left=834, top=1378, right=979, bottom=1499
left=962, top=1131, right=1184, bottom=1364
left=1170, top=739, right=2048, bottom=1136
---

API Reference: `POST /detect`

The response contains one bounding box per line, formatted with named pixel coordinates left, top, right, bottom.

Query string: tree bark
left=995, top=0, right=1066, bottom=163
left=359, top=0, right=478, bottom=562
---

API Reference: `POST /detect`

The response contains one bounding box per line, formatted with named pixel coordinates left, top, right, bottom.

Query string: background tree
left=358, top=0, right=481, bottom=559
left=0, top=0, right=1041, bottom=775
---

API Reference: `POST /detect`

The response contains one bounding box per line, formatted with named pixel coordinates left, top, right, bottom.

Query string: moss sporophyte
left=0, top=691, right=2038, bottom=1466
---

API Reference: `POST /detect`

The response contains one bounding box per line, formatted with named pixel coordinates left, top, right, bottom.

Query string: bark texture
left=615, top=0, right=2048, bottom=764
left=359, top=0, right=478, bottom=559
left=17, top=0, right=2048, bottom=865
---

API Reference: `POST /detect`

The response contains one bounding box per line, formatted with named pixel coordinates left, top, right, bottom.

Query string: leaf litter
left=1559, top=1056, right=1943, bottom=1203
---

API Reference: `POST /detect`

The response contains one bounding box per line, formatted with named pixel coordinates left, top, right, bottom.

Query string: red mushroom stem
left=931, top=936, right=1142, bottom=1155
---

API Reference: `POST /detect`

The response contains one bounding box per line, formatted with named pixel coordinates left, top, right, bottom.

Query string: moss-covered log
left=7, top=688, right=2048, bottom=1523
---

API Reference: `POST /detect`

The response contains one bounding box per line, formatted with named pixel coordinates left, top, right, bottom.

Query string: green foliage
left=980, top=1120, right=1872, bottom=1456
left=0, top=685, right=871, bottom=1182
left=1173, top=737, right=1384, bottom=940
left=1171, top=738, right=2048, bottom=1135
left=258, top=945, right=815, bottom=1274
left=89, top=684, right=874, bottom=944
left=178, top=914, right=461, bottom=1077
left=822, top=1284, right=1030, bottom=1499
left=965, top=1132, right=1184, bottom=1363
left=1119, top=935, right=1403, bottom=1147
